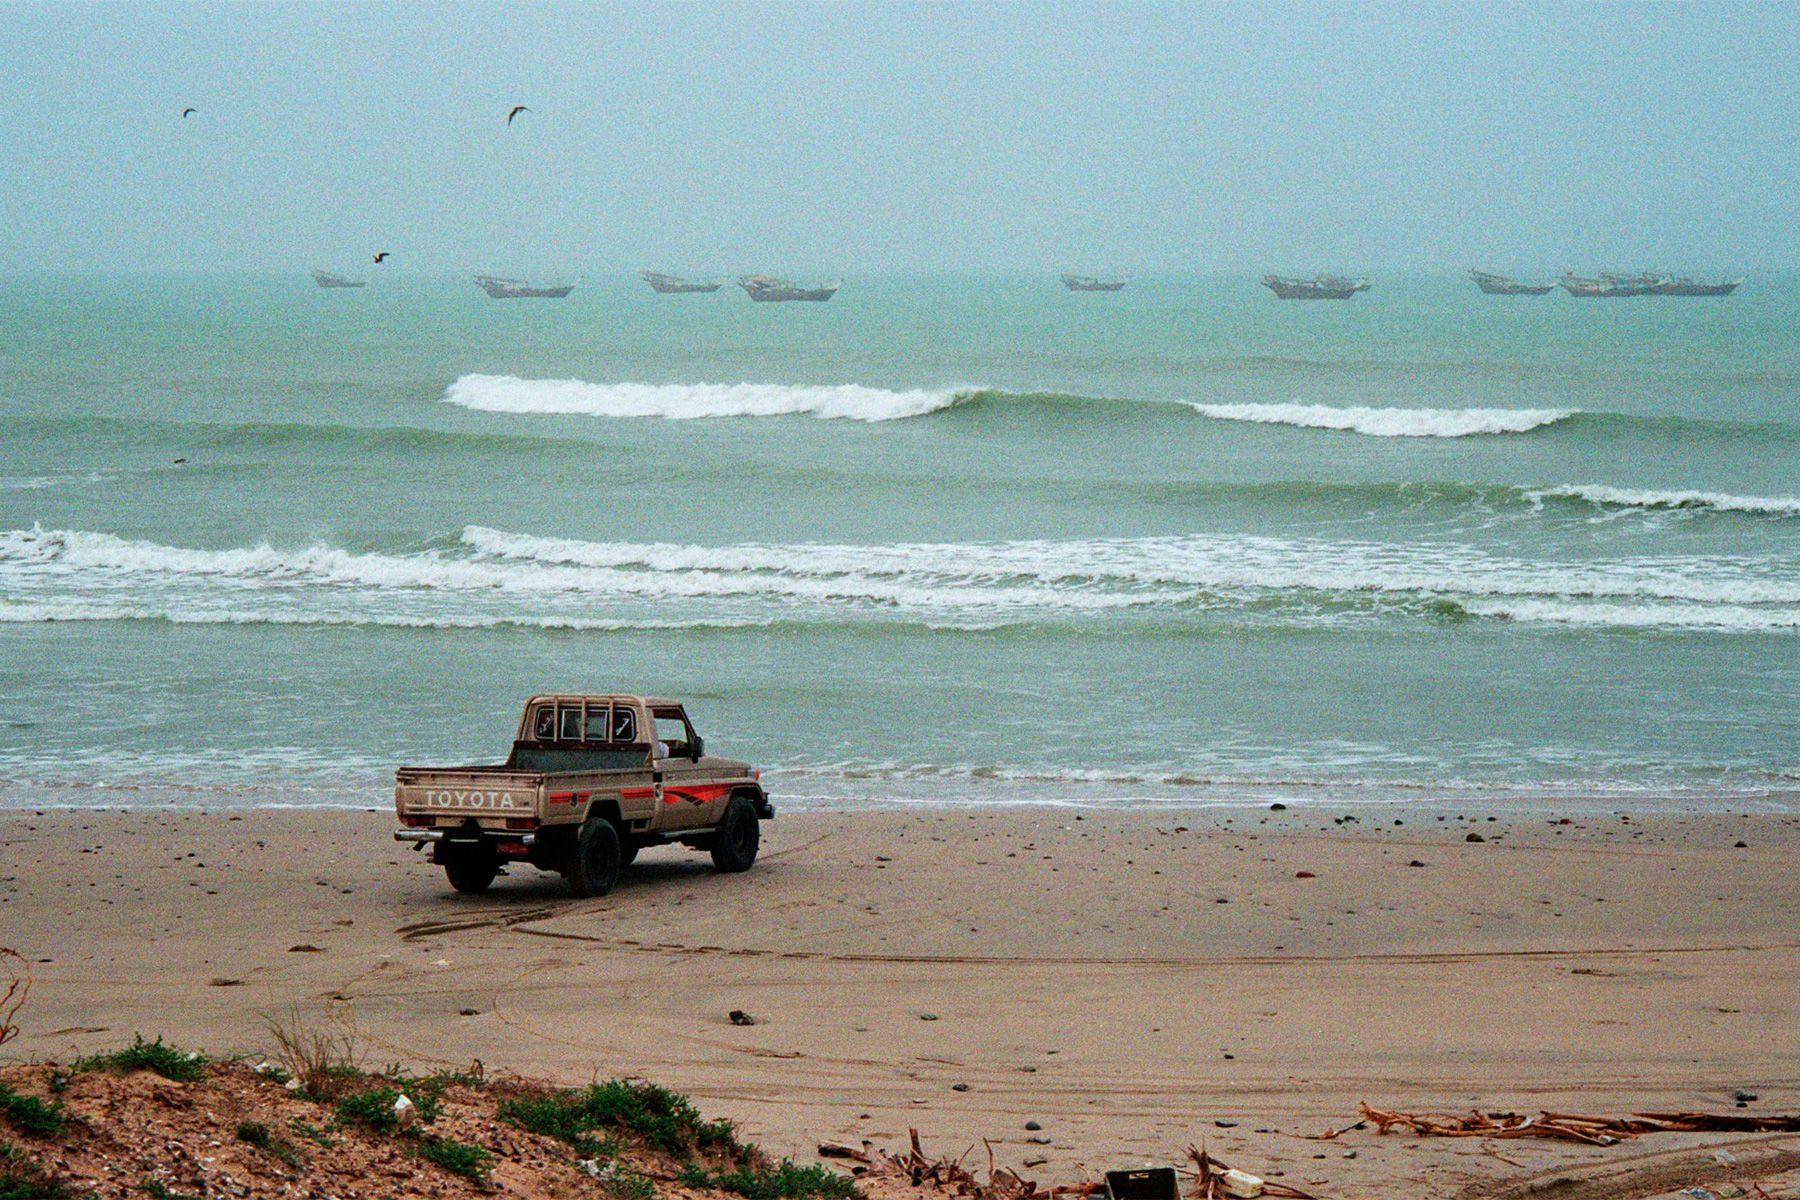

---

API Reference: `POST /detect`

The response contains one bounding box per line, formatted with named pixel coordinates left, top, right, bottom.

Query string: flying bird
left=181, top=107, right=197, bottom=119
left=507, top=105, right=529, bottom=126
left=373, top=252, right=390, bottom=264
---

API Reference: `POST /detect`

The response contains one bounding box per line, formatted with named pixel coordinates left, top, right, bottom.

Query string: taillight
left=504, top=816, right=538, bottom=830
left=401, top=814, right=430, bottom=828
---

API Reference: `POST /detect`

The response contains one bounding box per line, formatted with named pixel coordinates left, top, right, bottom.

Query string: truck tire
left=710, top=796, right=760, bottom=873
left=566, top=819, right=622, bottom=898
left=442, top=845, right=498, bottom=895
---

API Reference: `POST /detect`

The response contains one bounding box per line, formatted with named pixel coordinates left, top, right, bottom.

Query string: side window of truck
left=532, top=704, right=556, bottom=740
left=652, top=707, right=694, bottom=757
left=611, top=705, right=637, bottom=743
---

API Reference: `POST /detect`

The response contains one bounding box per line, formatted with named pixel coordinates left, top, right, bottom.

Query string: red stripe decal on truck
left=664, top=782, right=736, bottom=806
left=619, top=787, right=656, bottom=801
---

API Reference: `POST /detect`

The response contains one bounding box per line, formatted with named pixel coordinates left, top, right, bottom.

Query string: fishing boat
left=1599, top=271, right=1669, bottom=296
left=475, top=275, right=575, bottom=299
left=1059, top=274, right=1127, bottom=292
left=1559, top=272, right=1669, bottom=298
left=640, top=271, right=722, bottom=294
left=737, top=275, right=838, bottom=303
left=1558, top=274, right=1620, bottom=298
left=311, top=270, right=365, bottom=289
left=1651, top=276, right=1745, bottom=297
left=1470, top=270, right=1553, bottom=296
left=1262, top=274, right=1371, bottom=300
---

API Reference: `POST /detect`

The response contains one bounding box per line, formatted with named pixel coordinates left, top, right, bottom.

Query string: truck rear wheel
left=442, top=845, right=499, bottom=895
left=566, top=819, right=622, bottom=898
left=710, top=796, right=760, bottom=873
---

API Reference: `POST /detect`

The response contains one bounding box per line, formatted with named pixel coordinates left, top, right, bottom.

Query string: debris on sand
left=1358, top=1102, right=1800, bottom=1145
left=820, top=1128, right=1103, bottom=1200
left=1185, top=1146, right=1319, bottom=1199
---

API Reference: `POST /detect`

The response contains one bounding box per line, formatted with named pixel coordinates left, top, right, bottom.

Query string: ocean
left=1, top=271, right=1795, bottom=812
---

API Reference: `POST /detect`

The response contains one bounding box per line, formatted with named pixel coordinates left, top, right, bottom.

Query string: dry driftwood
left=1185, top=1144, right=1319, bottom=1200
left=824, top=1129, right=1099, bottom=1200
left=1359, top=1103, right=1800, bottom=1146
left=0, top=948, right=28, bottom=1050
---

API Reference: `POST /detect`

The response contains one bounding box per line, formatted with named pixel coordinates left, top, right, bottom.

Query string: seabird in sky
left=507, top=105, right=529, bottom=126
left=181, top=107, right=197, bottom=119
left=373, top=252, right=390, bottom=264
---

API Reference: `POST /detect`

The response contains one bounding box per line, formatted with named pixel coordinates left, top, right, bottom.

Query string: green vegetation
left=413, top=1134, right=494, bottom=1182
left=139, top=1183, right=203, bottom=1200
left=498, top=1079, right=738, bottom=1158
left=331, top=1083, right=440, bottom=1134
left=612, top=1165, right=662, bottom=1200
left=0, top=1141, right=78, bottom=1200
left=233, top=1121, right=302, bottom=1167
left=288, top=1118, right=335, bottom=1148
left=602, top=1165, right=658, bottom=1200
left=73, top=1036, right=206, bottom=1083
left=0, top=1088, right=64, bottom=1139
left=678, top=1161, right=861, bottom=1200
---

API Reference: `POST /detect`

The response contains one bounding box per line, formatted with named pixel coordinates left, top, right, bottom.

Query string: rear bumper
left=394, top=828, right=536, bottom=846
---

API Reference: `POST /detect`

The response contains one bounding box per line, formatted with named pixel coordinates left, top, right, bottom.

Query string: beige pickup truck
left=393, top=694, right=770, bottom=897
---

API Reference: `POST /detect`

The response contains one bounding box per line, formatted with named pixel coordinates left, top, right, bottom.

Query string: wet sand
left=4, top=804, right=1797, bottom=1195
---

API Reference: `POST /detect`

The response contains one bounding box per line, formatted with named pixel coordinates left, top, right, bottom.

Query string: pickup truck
left=393, top=694, right=771, bottom=897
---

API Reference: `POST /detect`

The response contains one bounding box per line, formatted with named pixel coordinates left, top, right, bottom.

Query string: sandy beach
left=4, top=803, right=1797, bottom=1195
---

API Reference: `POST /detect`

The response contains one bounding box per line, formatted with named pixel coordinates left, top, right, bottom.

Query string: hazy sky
left=1, top=0, right=1794, bottom=273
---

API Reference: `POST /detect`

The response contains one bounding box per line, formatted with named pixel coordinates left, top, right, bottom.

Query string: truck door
left=650, top=706, right=719, bottom=830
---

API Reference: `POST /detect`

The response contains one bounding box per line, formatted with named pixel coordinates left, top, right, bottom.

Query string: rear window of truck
left=526, top=700, right=639, bottom=745
left=581, top=702, right=637, bottom=743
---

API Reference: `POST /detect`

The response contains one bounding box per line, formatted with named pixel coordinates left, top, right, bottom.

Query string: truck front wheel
left=710, top=796, right=760, bottom=873
left=566, top=819, right=622, bottom=898
left=442, top=845, right=499, bottom=895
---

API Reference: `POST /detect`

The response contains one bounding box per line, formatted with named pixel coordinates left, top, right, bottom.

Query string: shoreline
left=5, top=787, right=1800, bottom=815
left=4, top=802, right=1798, bottom=1194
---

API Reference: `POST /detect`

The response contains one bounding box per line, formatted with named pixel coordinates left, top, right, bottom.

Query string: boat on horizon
left=1561, top=271, right=1744, bottom=298
left=1263, top=274, right=1371, bottom=300
left=1559, top=271, right=1666, bottom=298
left=1060, top=273, right=1127, bottom=292
left=1651, top=275, right=1745, bottom=297
left=640, top=271, right=722, bottom=294
left=737, top=275, right=838, bottom=303
left=311, top=270, right=365, bottom=289
left=1470, top=270, right=1553, bottom=296
left=475, top=275, right=575, bottom=299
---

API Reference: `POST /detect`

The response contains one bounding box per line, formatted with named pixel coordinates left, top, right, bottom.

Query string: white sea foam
left=1530, top=484, right=1800, bottom=517
left=3, top=525, right=1795, bottom=632
left=0, top=600, right=775, bottom=632
left=441, top=374, right=973, bottom=422
left=1191, top=402, right=1575, bottom=437
left=1454, top=598, right=1800, bottom=632
left=460, top=525, right=1800, bottom=608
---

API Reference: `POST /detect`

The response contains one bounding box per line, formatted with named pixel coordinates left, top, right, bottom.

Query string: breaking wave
left=1529, top=484, right=1800, bottom=517
left=441, top=374, right=975, bottom=422
left=2, top=524, right=1794, bottom=633
left=1189, top=402, right=1575, bottom=437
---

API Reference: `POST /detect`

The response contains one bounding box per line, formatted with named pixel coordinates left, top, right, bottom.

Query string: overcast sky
left=0, top=0, right=1794, bottom=273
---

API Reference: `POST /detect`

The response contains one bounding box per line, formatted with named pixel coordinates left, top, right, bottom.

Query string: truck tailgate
left=394, top=768, right=543, bottom=821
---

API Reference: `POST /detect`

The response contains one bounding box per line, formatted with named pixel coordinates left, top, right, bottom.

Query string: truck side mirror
left=692, top=735, right=705, bottom=759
